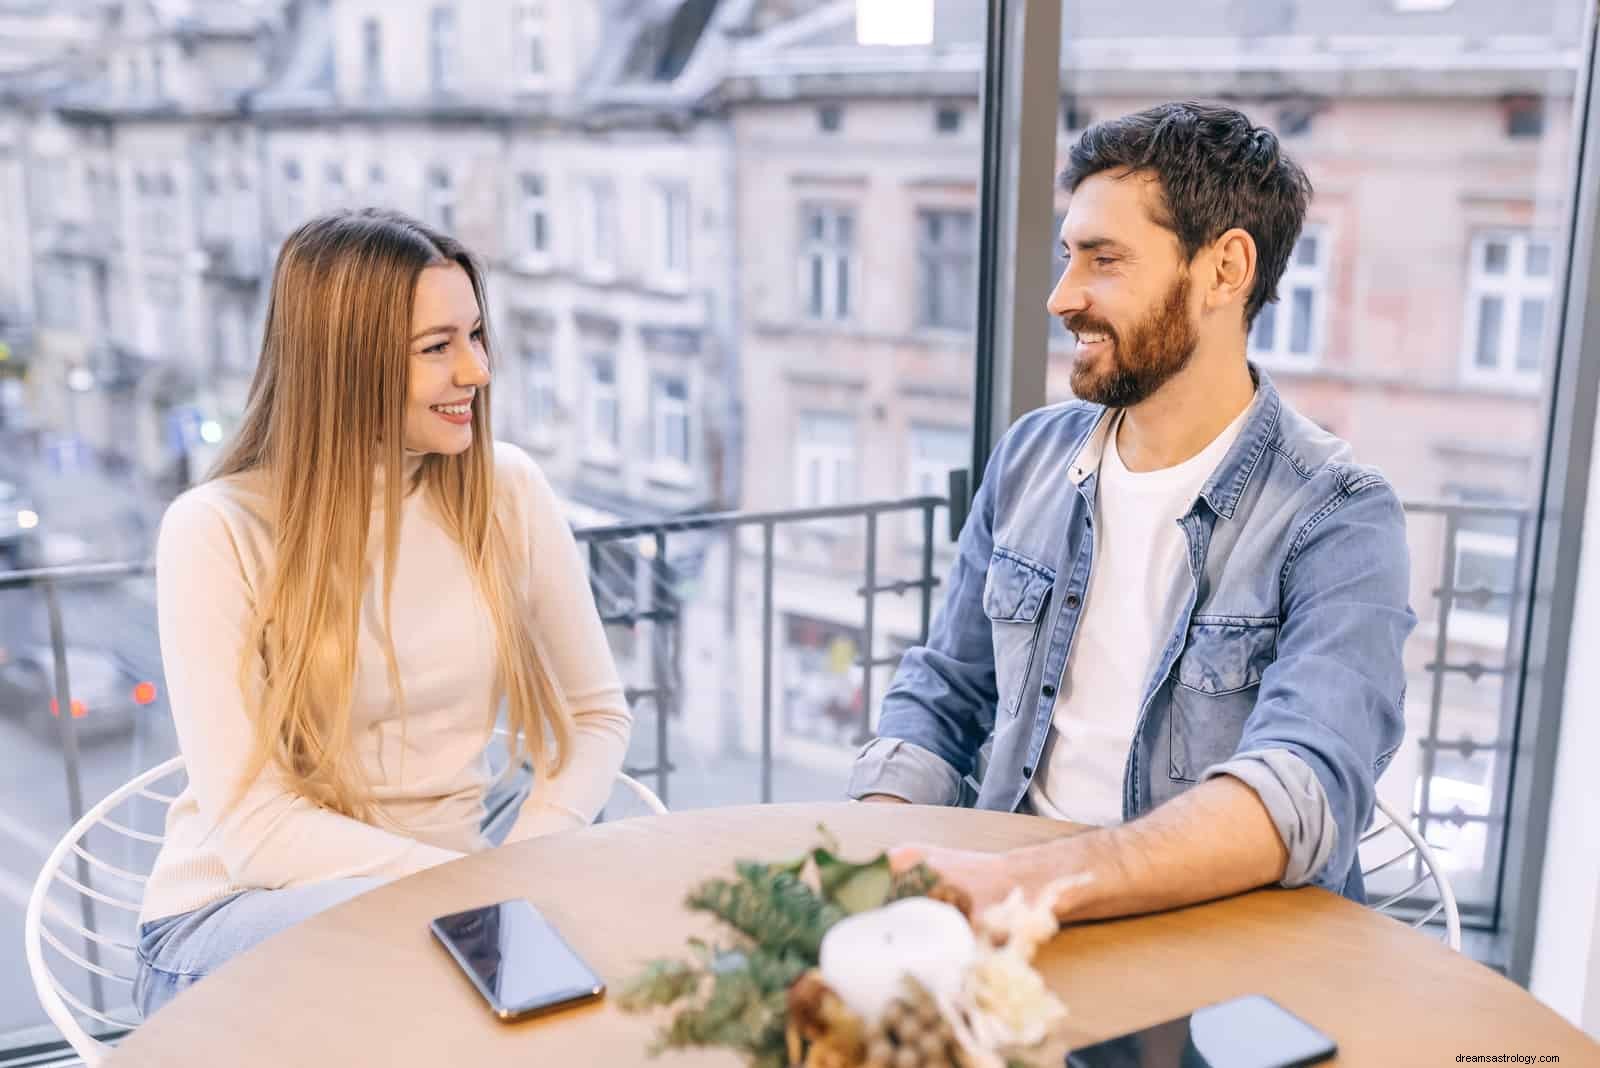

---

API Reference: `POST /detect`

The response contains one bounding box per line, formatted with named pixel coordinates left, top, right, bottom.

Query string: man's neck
left=1115, top=348, right=1256, bottom=473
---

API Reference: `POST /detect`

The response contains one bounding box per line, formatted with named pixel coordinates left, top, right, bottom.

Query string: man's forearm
left=1006, top=777, right=1290, bottom=922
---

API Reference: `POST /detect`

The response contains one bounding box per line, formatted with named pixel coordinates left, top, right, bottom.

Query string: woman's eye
left=470, top=327, right=484, bottom=344
left=424, top=341, right=448, bottom=355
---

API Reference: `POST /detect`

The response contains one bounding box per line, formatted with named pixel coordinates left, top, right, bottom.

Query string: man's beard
left=1066, top=272, right=1199, bottom=408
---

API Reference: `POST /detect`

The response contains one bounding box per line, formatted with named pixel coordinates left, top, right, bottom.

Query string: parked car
left=0, top=478, right=39, bottom=570
left=0, top=643, right=158, bottom=743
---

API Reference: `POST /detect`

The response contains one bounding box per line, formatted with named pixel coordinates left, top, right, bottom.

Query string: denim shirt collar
left=1062, top=363, right=1282, bottom=521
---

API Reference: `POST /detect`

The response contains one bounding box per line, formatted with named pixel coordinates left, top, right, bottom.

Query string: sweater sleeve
left=156, top=490, right=464, bottom=889
left=496, top=446, right=634, bottom=842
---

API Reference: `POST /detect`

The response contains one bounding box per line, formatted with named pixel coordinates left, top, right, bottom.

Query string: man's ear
left=1205, top=227, right=1257, bottom=317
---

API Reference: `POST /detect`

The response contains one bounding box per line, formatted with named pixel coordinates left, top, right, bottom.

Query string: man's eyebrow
left=1062, top=236, right=1129, bottom=253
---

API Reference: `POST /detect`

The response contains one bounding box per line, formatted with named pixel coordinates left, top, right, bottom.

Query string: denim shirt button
left=1041, top=683, right=1056, bottom=699
left=1065, top=594, right=1080, bottom=609
left=1023, top=765, right=1034, bottom=778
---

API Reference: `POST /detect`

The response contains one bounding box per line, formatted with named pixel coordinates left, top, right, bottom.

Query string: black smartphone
left=430, top=899, right=606, bottom=1021
left=1065, top=994, right=1336, bottom=1068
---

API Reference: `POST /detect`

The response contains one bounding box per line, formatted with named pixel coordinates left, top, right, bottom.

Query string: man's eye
left=1095, top=257, right=1117, bottom=267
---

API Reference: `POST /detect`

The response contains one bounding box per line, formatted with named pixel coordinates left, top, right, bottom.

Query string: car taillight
left=133, top=682, right=158, bottom=706
left=49, top=698, right=88, bottom=719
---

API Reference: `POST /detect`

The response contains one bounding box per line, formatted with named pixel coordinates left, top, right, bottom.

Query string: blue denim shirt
left=848, top=368, right=1415, bottom=901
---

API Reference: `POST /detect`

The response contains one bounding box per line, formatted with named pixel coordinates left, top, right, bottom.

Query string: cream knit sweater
left=139, top=443, right=631, bottom=924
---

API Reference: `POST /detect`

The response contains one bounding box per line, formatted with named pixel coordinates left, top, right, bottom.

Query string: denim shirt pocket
left=981, top=549, right=1054, bottom=720
left=1168, top=618, right=1279, bottom=783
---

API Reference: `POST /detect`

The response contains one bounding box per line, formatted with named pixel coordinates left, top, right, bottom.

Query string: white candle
left=817, top=898, right=977, bottom=1025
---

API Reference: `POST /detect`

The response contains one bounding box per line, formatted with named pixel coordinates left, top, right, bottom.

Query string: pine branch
left=688, top=866, right=845, bottom=960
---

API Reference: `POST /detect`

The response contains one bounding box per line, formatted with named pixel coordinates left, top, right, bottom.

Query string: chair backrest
left=1361, top=794, right=1462, bottom=952
left=26, top=753, right=667, bottom=1064
left=25, top=755, right=185, bottom=1066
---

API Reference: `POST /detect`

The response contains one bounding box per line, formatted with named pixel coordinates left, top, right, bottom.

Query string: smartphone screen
left=1065, top=994, right=1337, bottom=1068
left=430, top=899, right=606, bottom=1020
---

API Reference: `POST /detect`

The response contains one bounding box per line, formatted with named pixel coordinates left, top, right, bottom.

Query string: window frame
left=1462, top=230, right=1555, bottom=391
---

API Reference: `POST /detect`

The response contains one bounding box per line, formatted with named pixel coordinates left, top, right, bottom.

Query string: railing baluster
left=859, top=512, right=877, bottom=746
left=760, top=522, right=775, bottom=804
left=45, top=577, right=104, bottom=1013
left=920, top=501, right=936, bottom=643
left=652, top=531, right=671, bottom=808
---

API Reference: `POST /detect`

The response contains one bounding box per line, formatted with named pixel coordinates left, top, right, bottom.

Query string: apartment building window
left=517, top=2, right=547, bottom=86
left=430, top=7, right=459, bottom=93
left=651, top=373, right=692, bottom=475
left=147, top=274, right=183, bottom=353
left=653, top=182, right=690, bottom=284
left=580, top=178, right=619, bottom=278
left=585, top=354, right=621, bottom=463
left=280, top=158, right=305, bottom=232
left=1464, top=231, right=1552, bottom=386
left=906, top=423, right=965, bottom=543
left=522, top=343, right=557, bottom=450
left=151, top=52, right=166, bottom=99
left=426, top=166, right=456, bottom=234
left=1504, top=95, right=1545, bottom=138
left=1445, top=487, right=1523, bottom=649
left=1249, top=226, right=1328, bottom=362
left=367, top=163, right=386, bottom=205
left=362, top=18, right=383, bottom=96
left=799, top=204, right=855, bottom=322
left=520, top=173, right=550, bottom=260
left=324, top=162, right=346, bottom=208
left=817, top=105, right=843, bottom=133
left=795, top=412, right=857, bottom=508
left=917, top=209, right=976, bottom=330
left=935, top=105, right=962, bottom=134
left=38, top=263, right=78, bottom=329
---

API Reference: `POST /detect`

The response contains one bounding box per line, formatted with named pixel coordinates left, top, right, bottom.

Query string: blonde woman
left=132, top=209, right=631, bottom=1018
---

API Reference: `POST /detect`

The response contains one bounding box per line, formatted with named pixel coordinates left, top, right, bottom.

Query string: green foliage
left=620, top=827, right=950, bottom=1065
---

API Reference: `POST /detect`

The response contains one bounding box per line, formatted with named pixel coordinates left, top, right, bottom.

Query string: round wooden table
left=106, top=803, right=1596, bottom=1066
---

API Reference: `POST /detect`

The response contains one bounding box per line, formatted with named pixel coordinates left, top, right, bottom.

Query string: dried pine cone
left=925, top=880, right=973, bottom=921
left=787, top=970, right=868, bottom=1067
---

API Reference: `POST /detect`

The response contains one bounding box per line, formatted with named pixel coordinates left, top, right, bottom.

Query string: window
left=362, top=18, right=383, bottom=96
left=425, top=166, right=455, bottom=234
left=520, top=173, right=550, bottom=260
left=151, top=52, right=165, bottom=98
left=585, top=354, right=621, bottom=463
left=1249, top=226, right=1328, bottom=362
left=817, top=105, right=843, bottom=133
left=653, top=182, right=690, bottom=283
left=522, top=343, right=557, bottom=450
left=1450, top=528, right=1518, bottom=648
left=794, top=412, right=857, bottom=508
left=367, top=163, right=386, bottom=204
left=935, top=105, right=962, bottom=134
left=430, top=7, right=458, bottom=93
left=517, top=3, right=547, bottom=86
left=147, top=274, right=183, bottom=353
left=651, top=373, right=692, bottom=476
left=324, top=162, right=345, bottom=208
left=1060, top=97, right=1091, bottom=132
left=799, top=204, right=855, bottom=322
left=38, top=263, right=77, bottom=329
left=1464, top=232, right=1552, bottom=385
left=906, top=423, right=965, bottom=543
left=580, top=178, right=619, bottom=277
left=1048, top=211, right=1072, bottom=347
left=280, top=158, right=305, bottom=231
left=917, top=209, right=977, bottom=330
left=1504, top=95, right=1545, bottom=138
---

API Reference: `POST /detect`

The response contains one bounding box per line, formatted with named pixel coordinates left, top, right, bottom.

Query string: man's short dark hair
left=1062, top=101, right=1313, bottom=325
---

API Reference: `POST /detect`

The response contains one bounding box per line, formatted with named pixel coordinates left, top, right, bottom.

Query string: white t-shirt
left=1028, top=405, right=1250, bottom=826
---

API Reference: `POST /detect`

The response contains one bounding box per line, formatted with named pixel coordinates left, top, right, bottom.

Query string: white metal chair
left=1362, top=794, right=1461, bottom=952
left=26, top=756, right=666, bottom=1064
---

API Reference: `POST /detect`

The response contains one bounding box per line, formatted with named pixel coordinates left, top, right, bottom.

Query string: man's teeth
left=432, top=403, right=471, bottom=415
left=1075, top=332, right=1110, bottom=344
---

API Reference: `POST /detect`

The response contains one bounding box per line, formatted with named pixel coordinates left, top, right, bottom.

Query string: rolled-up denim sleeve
left=1203, top=749, right=1336, bottom=887
left=847, top=437, right=1005, bottom=806
left=1225, top=470, right=1415, bottom=892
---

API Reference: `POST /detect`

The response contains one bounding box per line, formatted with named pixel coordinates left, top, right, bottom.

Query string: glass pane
left=1516, top=298, right=1546, bottom=372
left=1526, top=240, right=1553, bottom=277
left=1483, top=239, right=1510, bottom=274
left=1251, top=301, right=1277, bottom=353
left=1289, top=287, right=1314, bottom=355
left=1053, top=0, right=1587, bottom=942
left=1475, top=296, right=1504, bottom=368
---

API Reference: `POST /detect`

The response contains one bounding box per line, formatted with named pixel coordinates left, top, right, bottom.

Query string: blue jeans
left=133, top=765, right=532, bottom=1019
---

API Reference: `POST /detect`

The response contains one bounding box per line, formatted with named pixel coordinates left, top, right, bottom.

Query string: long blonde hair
left=212, top=208, right=572, bottom=819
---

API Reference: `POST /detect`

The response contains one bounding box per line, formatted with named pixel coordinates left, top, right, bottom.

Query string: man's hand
left=885, top=777, right=1290, bottom=927
left=858, top=793, right=911, bottom=804
left=888, top=844, right=1020, bottom=918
